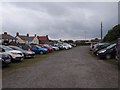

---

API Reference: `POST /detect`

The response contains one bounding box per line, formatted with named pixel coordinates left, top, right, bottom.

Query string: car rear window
left=18, top=45, right=31, bottom=50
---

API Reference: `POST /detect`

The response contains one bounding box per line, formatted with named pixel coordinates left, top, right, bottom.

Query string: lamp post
left=101, top=21, right=103, bottom=41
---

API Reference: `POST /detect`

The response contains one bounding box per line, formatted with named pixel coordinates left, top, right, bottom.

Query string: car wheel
left=8, top=55, right=14, bottom=62
left=105, top=54, right=111, bottom=59
left=8, top=55, right=12, bottom=59
left=40, top=51, right=43, bottom=54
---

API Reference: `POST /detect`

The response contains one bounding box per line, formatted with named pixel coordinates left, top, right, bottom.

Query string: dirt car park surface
left=2, top=46, right=118, bottom=88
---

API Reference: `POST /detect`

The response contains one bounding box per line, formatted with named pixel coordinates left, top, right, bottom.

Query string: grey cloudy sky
left=1, top=2, right=118, bottom=40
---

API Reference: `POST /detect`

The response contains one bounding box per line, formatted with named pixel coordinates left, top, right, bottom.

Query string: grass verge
left=2, top=52, right=55, bottom=74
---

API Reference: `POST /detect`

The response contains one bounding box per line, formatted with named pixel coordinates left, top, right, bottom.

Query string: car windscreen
left=2, top=46, right=13, bottom=51
left=19, top=45, right=31, bottom=50
left=11, top=46, right=24, bottom=51
left=43, top=44, right=49, bottom=47
left=107, top=44, right=116, bottom=49
left=35, top=45, right=42, bottom=48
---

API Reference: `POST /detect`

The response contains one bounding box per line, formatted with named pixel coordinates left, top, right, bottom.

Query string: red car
left=39, top=44, right=54, bottom=52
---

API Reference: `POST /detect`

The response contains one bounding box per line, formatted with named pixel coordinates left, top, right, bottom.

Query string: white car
left=62, top=43, right=72, bottom=50
left=66, top=44, right=72, bottom=49
left=50, top=45, right=59, bottom=51
left=0, top=45, right=24, bottom=61
left=62, top=44, right=69, bottom=50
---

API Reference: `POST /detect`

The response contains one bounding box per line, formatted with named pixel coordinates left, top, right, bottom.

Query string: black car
left=97, top=43, right=116, bottom=59
left=93, top=43, right=110, bottom=55
left=116, top=38, right=120, bottom=63
left=90, top=43, right=106, bottom=52
left=0, top=53, right=11, bottom=67
left=9, top=46, right=35, bottom=58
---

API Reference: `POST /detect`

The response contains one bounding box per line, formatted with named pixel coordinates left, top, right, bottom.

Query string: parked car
left=62, top=44, right=69, bottom=50
left=0, top=53, right=11, bottom=67
left=70, top=43, right=76, bottom=47
left=41, top=44, right=54, bottom=52
left=9, top=46, right=35, bottom=58
left=0, top=45, right=24, bottom=62
left=91, top=43, right=106, bottom=52
left=93, top=43, right=110, bottom=55
left=50, top=45, right=59, bottom=51
left=18, top=45, right=32, bottom=51
left=54, top=44, right=64, bottom=50
left=62, top=43, right=72, bottom=50
left=30, top=45, right=48, bottom=54
left=97, top=43, right=116, bottom=59
left=116, top=38, right=120, bottom=63
left=65, top=43, right=72, bottom=49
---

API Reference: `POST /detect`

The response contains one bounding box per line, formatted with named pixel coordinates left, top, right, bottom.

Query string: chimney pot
left=16, top=32, right=19, bottom=36
left=4, top=32, right=7, bottom=34
left=27, top=34, right=29, bottom=37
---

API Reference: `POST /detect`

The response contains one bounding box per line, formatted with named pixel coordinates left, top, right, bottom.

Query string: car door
left=32, top=46, right=39, bottom=53
left=109, top=46, right=116, bottom=57
left=116, top=38, right=120, bottom=61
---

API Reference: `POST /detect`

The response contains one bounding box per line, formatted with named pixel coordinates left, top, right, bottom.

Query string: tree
left=103, top=24, right=120, bottom=43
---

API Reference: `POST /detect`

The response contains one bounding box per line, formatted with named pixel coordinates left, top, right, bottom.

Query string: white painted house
left=16, top=32, right=39, bottom=44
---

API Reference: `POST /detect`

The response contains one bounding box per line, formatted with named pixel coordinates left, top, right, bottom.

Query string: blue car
left=31, top=45, right=48, bottom=54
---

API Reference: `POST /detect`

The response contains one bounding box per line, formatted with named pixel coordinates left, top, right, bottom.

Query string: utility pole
left=101, top=21, right=103, bottom=41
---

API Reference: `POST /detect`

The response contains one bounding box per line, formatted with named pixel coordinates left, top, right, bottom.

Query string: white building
left=16, top=32, right=39, bottom=44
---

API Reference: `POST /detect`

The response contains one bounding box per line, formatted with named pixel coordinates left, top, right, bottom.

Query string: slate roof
left=28, top=37, right=35, bottom=42
left=0, top=33, right=16, bottom=40
left=17, top=35, right=35, bottom=42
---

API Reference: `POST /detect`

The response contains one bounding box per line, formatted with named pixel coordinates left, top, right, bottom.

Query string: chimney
left=27, top=34, right=29, bottom=37
left=46, top=35, right=48, bottom=38
left=46, top=35, right=49, bottom=40
left=4, top=32, right=7, bottom=35
left=16, top=32, right=19, bottom=36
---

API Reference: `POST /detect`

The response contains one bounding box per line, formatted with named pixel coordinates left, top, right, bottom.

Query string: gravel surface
left=2, top=46, right=118, bottom=88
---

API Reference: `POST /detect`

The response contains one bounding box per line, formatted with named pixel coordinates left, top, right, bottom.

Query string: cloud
left=2, top=2, right=118, bottom=40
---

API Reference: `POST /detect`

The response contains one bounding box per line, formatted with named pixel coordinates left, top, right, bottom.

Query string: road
left=2, top=46, right=118, bottom=88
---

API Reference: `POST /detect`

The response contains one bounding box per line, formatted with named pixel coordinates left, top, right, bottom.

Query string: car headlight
left=99, top=50, right=106, bottom=53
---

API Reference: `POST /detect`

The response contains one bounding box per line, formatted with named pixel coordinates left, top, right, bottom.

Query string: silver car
left=0, top=45, right=24, bottom=62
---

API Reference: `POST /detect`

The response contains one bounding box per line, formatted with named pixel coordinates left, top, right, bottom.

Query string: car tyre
left=40, top=51, right=43, bottom=54
left=105, top=54, right=111, bottom=59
